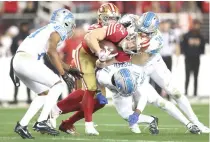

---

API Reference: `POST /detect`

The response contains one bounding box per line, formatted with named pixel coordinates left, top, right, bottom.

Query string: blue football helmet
left=50, top=8, right=76, bottom=38
left=136, top=11, right=159, bottom=34
left=113, top=68, right=137, bottom=97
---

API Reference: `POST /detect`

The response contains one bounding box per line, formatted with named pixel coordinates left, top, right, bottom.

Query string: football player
left=120, top=12, right=210, bottom=133
left=96, top=59, right=200, bottom=134
left=10, top=8, right=82, bottom=139
left=49, top=66, right=159, bottom=135
left=65, top=3, right=141, bottom=135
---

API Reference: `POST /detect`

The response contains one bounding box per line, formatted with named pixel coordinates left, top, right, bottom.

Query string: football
left=99, top=40, right=118, bottom=54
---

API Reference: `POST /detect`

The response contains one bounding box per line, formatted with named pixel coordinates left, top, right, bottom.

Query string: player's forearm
left=84, top=34, right=102, bottom=55
left=61, top=61, right=71, bottom=72
left=136, top=93, right=147, bottom=112
left=47, top=49, right=65, bottom=76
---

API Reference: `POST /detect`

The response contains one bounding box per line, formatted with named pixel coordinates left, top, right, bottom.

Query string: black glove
left=67, top=67, right=84, bottom=80
left=62, top=72, right=75, bottom=92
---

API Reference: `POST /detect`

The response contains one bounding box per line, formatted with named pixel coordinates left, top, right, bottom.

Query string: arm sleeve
left=105, top=23, right=128, bottom=43
left=53, top=25, right=68, bottom=41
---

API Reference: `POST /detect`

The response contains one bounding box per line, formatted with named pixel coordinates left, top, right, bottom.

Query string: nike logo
left=37, top=123, right=47, bottom=128
left=21, top=128, right=29, bottom=135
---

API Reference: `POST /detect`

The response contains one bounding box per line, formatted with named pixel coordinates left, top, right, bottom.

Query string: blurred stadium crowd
left=0, top=1, right=209, bottom=104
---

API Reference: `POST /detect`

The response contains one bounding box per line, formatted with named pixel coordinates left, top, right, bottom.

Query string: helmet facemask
left=99, top=14, right=121, bottom=26
left=121, top=33, right=141, bottom=55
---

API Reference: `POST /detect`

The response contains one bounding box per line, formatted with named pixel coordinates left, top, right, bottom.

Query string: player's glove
left=98, top=47, right=118, bottom=62
left=128, top=112, right=139, bottom=126
left=96, top=91, right=108, bottom=105
left=67, top=67, right=83, bottom=80
left=62, top=72, right=75, bottom=92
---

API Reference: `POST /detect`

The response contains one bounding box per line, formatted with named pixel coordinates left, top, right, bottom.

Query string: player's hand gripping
left=98, top=46, right=118, bottom=62
left=62, top=72, right=75, bottom=92
left=128, top=111, right=140, bottom=126
left=67, top=67, right=83, bottom=80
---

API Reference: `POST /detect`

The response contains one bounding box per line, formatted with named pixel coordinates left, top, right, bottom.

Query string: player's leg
left=112, top=94, right=141, bottom=133
left=14, top=79, right=48, bottom=139
left=75, top=47, right=99, bottom=135
left=13, top=52, right=62, bottom=136
left=57, top=89, right=84, bottom=114
left=49, top=89, right=85, bottom=128
left=112, top=90, right=157, bottom=134
left=149, top=54, right=209, bottom=133
left=59, top=98, right=105, bottom=135
left=140, top=83, right=200, bottom=134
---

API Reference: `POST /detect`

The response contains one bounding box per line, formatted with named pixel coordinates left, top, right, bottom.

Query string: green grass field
left=0, top=104, right=209, bottom=142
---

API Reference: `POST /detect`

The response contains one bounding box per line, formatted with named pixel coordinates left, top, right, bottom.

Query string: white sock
left=137, top=114, right=154, bottom=124
left=20, top=96, right=46, bottom=126
left=51, top=104, right=62, bottom=117
left=176, top=95, right=199, bottom=123
left=162, top=101, right=190, bottom=126
left=37, top=83, right=63, bottom=122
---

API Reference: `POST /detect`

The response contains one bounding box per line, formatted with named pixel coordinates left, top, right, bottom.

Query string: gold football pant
left=75, top=46, right=98, bottom=91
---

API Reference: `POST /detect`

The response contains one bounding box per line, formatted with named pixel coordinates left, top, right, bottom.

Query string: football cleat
left=85, top=122, right=99, bottom=136
left=14, top=122, right=34, bottom=139
left=149, top=116, right=159, bottom=135
left=33, top=120, right=59, bottom=136
left=194, top=122, right=210, bottom=133
left=129, top=123, right=141, bottom=133
left=59, top=121, right=79, bottom=136
left=186, top=123, right=201, bottom=134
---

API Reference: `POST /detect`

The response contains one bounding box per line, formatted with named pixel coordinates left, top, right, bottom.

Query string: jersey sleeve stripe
left=106, top=24, right=112, bottom=36
left=106, top=23, right=118, bottom=36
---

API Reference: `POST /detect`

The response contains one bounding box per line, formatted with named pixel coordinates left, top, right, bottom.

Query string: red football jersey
left=82, top=23, right=130, bottom=62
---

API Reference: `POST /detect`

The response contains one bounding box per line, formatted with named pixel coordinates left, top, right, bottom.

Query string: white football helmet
left=119, top=14, right=142, bottom=55
left=136, top=11, right=159, bottom=34
left=118, top=14, right=139, bottom=34
left=112, top=68, right=137, bottom=97
left=50, top=8, right=76, bottom=38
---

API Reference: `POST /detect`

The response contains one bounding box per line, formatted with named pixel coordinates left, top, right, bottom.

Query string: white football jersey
left=144, top=30, right=164, bottom=55
left=17, top=22, right=68, bottom=60
left=96, top=62, right=146, bottom=94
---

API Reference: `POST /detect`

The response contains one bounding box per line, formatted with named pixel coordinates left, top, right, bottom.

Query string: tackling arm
left=84, top=27, right=107, bottom=56
left=47, top=32, right=65, bottom=76
left=96, top=58, right=119, bottom=68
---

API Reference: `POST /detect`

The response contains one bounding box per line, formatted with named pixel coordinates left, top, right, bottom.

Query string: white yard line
left=0, top=136, right=180, bottom=142
left=0, top=122, right=186, bottom=128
